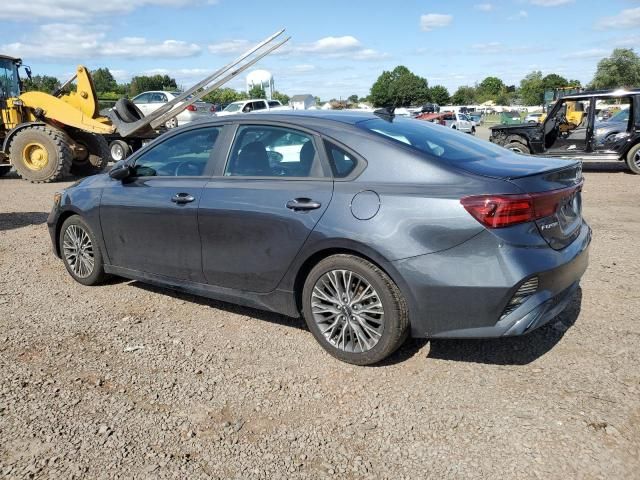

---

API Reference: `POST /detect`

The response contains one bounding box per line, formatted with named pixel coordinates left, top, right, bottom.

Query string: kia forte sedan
left=48, top=111, right=591, bottom=365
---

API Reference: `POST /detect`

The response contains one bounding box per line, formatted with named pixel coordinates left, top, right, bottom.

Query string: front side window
left=0, top=59, right=19, bottom=98
left=150, top=92, right=167, bottom=103
left=133, top=127, right=220, bottom=177
left=225, top=125, right=322, bottom=178
left=252, top=101, right=267, bottom=111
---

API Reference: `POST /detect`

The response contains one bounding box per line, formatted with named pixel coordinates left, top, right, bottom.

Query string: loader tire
left=115, top=99, right=144, bottom=123
left=0, top=165, right=12, bottom=177
left=8, top=125, right=73, bottom=183
left=69, top=131, right=110, bottom=176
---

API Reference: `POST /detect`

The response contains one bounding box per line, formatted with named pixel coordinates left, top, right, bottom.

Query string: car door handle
left=171, top=193, right=195, bottom=204
left=286, top=198, right=322, bottom=211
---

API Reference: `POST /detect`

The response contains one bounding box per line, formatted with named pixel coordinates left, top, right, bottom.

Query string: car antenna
left=373, top=106, right=395, bottom=121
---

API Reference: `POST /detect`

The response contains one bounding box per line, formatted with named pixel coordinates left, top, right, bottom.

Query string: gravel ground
left=1, top=163, right=639, bottom=479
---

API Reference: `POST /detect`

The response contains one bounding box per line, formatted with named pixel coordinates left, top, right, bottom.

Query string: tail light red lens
left=439, top=120, right=446, bottom=125
left=210, top=105, right=216, bottom=112
left=186, top=104, right=197, bottom=112
left=460, top=182, right=582, bottom=228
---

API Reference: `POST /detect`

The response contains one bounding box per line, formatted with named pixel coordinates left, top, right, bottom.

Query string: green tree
left=22, top=75, right=61, bottom=94
left=272, top=90, right=290, bottom=105
left=248, top=84, right=266, bottom=99
left=518, top=71, right=544, bottom=106
left=203, top=87, right=247, bottom=105
left=541, top=73, right=568, bottom=91
left=591, top=48, right=640, bottom=89
left=314, top=96, right=322, bottom=105
left=129, top=75, right=177, bottom=96
left=369, top=66, right=430, bottom=108
left=92, top=68, right=119, bottom=94
left=347, top=94, right=359, bottom=104
left=429, top=85, right=450, bottom=105
left=477, top=76, right=505, bottom=100
left=450, top=85, right=477, bottom=105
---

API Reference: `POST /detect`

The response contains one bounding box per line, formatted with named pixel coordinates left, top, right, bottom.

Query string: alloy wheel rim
left=62, top=225, right=94, bottom=278
left=634, top=151, right=640, bottom=168
left=510, top=146, right=524, bottom=154
left=311, top=269, right=385, bottom=353
left=111, top=143, right=124, bottom=161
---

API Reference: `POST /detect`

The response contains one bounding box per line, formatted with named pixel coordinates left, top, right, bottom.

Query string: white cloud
left=474, top=4, right=493, bottom=11
left=596, top=7, right=640, bottom=30
left=289, top=64, right=316, bottom=74
left=352, top=48, right=390, bottom=61
left=297, top=36, right=361, bottom=53
left=420, top=14, right=453, bottom=31
left=208, top=40, right=252, bottom=55
left=530, top=0, right=573, bottom=6
left=0, top=0, right=212, bottom=20
left=470, top=42, right=540, bottom=55
left=508, top=10, right=529, bottom=20
left=561, top=49, right=609, bottom=60
left=1, top=24, right=201, bottom=60
left=614, top=34, right=640, bottom=48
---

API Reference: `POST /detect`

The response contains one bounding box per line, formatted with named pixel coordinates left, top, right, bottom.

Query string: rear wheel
left=302, top=254, right=409, bottom=365
left=504, top=141, right=530, bottom=155
left=109, top=140, right=131, bottom=162
left=165, top=117, right=178, bottom=129
left=69, top=131, right=110, bottom=176
left=59, top=216, right=107, bottom=286
left=8, top=125, right=72, bottom=183
left=626, top=143, right=640, bottom=175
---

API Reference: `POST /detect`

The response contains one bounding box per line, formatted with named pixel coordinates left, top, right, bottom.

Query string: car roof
left=212, top=110, right=383, bottom=126
left=561, top=88, right=640, bottom=100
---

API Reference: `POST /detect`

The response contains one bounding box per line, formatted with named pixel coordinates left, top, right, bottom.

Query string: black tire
left=0, top=165, right=11, bottom=177
left=452, top=125, right=457, bottom=130
left=302, top=254, right=409, bottom=365
left=471, top=126, right=476, bottom=135
left=109, top=140, right=131, bottom=162
left=58, top=215, right=107, bottom=286
left=115, top=98, right=144, bottom=123
left=8, top=125, right=73, bottom=183
left=504, top=141, right=530, bottom=154
left=69, top=130, right=110, bottom=176
left=626, top=143, right=640, bottom=175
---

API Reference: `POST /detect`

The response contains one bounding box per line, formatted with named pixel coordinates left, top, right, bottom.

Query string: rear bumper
left=392, top=221, right=591, bottom=338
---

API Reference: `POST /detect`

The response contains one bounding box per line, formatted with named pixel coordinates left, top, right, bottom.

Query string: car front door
left=132, top=92, right=152, bottom=115
left=147, top=92, right=168, bottom=115
left=545, top=99, right=591, bottom=155
left=100, top=126, right=224, bottom=282
left=198, top=123, right=333, bottom=293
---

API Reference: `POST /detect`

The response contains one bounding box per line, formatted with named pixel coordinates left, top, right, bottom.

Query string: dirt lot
left=1, top=162, right=639, bottom=479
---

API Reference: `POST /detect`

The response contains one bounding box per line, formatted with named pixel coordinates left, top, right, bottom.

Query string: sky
left=1, top=0, right=639, bottom=99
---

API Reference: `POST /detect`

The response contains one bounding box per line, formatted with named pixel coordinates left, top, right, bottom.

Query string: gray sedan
left=48, top=111, right=590, bottom=365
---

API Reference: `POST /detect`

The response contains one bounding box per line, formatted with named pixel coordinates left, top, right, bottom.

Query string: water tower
left=246, top=70, right=274, bottom=100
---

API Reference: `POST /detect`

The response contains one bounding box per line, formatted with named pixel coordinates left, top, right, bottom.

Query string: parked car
left=132, top=91, right=215, bottom=128
left=215, top=98, right=289, bottom=116
left=490, top=88, right=640, bottom=174
left=420, top=103, right=440, bottom=114
left=468, top=112, right=483, bottom=126
left=423, top=112, right=475, bottom=134
left=594, top=108, right=629, bottom=146
left=48, top=111, right=590, bottom=365
left=524, top=112, right=543, bottom=124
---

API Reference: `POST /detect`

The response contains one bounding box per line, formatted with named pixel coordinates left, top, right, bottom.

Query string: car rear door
left=100, top=126, right=224, bottom=282
left=198, top=123, right=333, bottom=293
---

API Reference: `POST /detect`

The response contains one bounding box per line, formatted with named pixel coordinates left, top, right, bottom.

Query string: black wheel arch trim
left=2, top=121, right=47, bottom=152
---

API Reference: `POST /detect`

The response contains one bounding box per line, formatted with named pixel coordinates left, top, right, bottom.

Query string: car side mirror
left=109, top=163, right=132, bottom=180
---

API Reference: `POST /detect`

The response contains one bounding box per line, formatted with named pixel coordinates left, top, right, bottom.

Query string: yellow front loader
left=0, top=30, right=289, bottom=182
left=1, top=55, right=115, bottom=182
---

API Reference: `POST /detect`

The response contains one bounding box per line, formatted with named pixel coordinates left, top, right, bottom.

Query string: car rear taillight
left=439, top=120, right=446, bottom=125
left=460, top=182, right=582, bottom=229
left=210, top=105, right=216, bottom=112
left=186, top=104, right=197, bottom=112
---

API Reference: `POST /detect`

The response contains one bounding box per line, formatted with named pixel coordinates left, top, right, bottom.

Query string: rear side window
left=358, top=117, right=509, bottom=163
left=324, top=141, right=356, bottom=178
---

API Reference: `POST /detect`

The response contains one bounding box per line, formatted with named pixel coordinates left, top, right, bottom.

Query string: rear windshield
left=357, top=117, right=508, bottom=162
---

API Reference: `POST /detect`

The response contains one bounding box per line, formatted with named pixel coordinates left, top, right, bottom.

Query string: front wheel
left=109, top=140, right=131, bottom=162
left=302, top=255, right=409, bottom=365
left=504, top=141, right=530, bottom=155
left=626, top=143, right=640, bottom=175
left=59, top=216, right=107, bottom=286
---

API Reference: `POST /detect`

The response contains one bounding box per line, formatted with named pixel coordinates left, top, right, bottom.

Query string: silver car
left=132, top=91, right=215, bottom=128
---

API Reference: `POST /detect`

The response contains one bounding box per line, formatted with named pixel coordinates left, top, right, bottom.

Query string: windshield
left=358, top=117, right=509, bottom=163
left=0, top=59, right=20, bottom=98
left=224, top=102, right=243, bottom=113
left=608, top=109, right=629, bottom=123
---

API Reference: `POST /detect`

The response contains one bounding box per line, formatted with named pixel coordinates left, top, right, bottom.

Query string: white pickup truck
left=216, top=98, right=291, bottom=116
left=439, top=112, right=475, bottom=134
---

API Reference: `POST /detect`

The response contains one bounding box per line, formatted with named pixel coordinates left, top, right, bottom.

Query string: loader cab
left=0, top=55, right=21, bottom=99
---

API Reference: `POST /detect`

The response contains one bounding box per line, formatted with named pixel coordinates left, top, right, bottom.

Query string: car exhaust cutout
left=108, top=29, right=291, bottom=138
left=501, top=277, right=539, bottom=319
left=460, top=182, right=583, bottom=229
